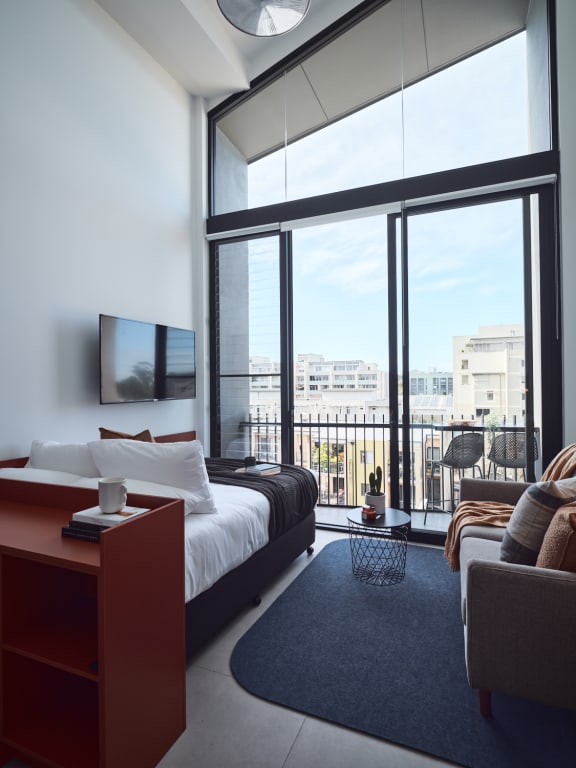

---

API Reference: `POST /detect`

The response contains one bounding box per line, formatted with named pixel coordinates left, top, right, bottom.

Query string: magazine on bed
left=236, top=463, right=281, bottom=476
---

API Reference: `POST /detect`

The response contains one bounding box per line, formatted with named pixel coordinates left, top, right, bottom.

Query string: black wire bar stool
left=487, top=431, right=539, bottom=481
left=425, top=432, right=484, bottom=522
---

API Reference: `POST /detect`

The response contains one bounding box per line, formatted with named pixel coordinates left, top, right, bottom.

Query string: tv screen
left=99, top=315, right=196, bottom=404
left=156, top=324, right=197, bottom=400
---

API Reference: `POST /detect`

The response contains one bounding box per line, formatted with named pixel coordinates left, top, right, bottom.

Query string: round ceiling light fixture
left=217, top=0, right=311, bottom=38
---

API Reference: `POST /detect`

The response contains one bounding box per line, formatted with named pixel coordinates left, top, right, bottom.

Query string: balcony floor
left=315, top=506, right=451, bottom=535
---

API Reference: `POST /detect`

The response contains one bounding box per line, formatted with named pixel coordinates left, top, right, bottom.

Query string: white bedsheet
left=183, top=483, right=270, bottom=602
left=0, top=467, right=270, bottom=602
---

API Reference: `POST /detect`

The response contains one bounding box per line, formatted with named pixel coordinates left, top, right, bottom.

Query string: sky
left=246, top=34, right=529, bottom=372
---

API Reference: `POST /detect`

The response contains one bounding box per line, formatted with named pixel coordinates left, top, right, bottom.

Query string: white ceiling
left=94, top=0, right=364, bottom=101
left=94, top=0, right=530, bottom=160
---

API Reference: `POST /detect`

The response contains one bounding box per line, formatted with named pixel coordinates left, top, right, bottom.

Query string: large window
left=241, top=34, right=529, bottom=211
left=208, top=0, right=560, bottom=537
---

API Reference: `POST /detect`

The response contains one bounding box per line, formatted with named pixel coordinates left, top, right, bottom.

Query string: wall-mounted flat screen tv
left=99, top=314, right=196, bottom=404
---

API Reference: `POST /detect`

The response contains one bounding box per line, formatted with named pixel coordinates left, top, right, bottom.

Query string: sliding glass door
left=291, top=215, right=391, bottom=526
left=402, top=195, right=538, bottom=534
left=210, top=191, right=544, bottom=536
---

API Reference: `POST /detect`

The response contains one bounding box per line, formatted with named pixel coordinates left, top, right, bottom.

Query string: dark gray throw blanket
left=205, top=458, right=318, bottom=540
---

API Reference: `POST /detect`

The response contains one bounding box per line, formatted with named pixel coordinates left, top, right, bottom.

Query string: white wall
left=0, top=0, right=203, bottom=458
left=557, top=0, right=576, bottom=442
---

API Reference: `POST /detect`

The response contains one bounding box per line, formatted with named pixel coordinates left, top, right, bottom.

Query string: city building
left=295, top=353, right=388, bottom=401
left=453, top=325, right=527, bottom=424
left=409, top=370, right=453, bottom=397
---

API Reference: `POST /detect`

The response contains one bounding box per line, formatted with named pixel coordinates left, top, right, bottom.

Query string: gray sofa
left=457, top=477, right=576, bottom=716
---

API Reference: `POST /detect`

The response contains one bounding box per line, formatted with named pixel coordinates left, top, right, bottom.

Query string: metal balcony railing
left=232, top=413, right=540, bottom=511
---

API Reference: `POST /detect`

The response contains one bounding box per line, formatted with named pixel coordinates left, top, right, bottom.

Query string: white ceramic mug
left=98, top=477, right=127, bottom=514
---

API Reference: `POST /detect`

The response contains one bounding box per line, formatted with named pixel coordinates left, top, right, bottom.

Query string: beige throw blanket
left=444, top=443, right=576, bottom=571
left=444, top=501, right=513, bottom=571
left=541, top=443, right=576, bottom=481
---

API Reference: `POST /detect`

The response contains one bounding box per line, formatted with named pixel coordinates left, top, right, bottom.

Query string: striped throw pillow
left=501, top=478, right=576, bottom=565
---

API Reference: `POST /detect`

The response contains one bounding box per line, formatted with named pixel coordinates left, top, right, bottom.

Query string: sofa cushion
left=460, top=524, right=506, bottom=544
left=459, top=535, right=502, bottom=624
left=501, top=478, right=576, bottom=566
left=536, top=503, right=576, bottom=573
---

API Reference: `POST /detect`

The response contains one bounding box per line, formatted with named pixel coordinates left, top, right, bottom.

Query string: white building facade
left=452, top=325, right=526, bottom=424
left=295, top=353, right=388, bottom=402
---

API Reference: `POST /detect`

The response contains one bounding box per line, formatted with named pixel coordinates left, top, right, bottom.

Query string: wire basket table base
left=347, top=508, right=410, bottom=586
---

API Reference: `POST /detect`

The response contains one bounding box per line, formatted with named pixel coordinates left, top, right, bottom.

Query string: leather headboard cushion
left=99, top=427, right=155, bottom=442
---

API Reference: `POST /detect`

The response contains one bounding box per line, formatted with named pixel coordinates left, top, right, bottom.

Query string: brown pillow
left=99, top=428, right=155, bottom=442
left=536, top=503, right=576, bottom=572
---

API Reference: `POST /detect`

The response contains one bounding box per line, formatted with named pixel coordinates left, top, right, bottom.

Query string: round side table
left=346, top=508, right=411, bottom=586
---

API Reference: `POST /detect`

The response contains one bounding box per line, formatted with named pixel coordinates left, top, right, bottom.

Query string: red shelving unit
left=0, top=479, right=186, bottom=768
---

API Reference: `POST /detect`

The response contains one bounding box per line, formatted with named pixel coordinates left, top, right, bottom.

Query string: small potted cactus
left=365, top=466, right=386, bottom=515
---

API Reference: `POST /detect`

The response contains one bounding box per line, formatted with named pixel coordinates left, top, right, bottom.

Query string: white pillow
left=27, top=440, right=100, bottom=477
left=87, top=439, right=217, bottom=514
left=0, top=467, right=86, bottom=485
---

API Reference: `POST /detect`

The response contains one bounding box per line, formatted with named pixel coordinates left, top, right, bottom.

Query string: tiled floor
left=156, top=529, right=453, bottom=768
left=5, top=530, right=453, bottom=768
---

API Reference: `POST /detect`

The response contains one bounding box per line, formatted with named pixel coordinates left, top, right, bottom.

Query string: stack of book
left=62, top=506, right=150, bottom=542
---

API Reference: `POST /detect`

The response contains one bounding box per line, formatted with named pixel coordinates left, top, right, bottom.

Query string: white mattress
left=183, top=482, right=270, bottom=602
left=0, top=468, right=270, bottom=602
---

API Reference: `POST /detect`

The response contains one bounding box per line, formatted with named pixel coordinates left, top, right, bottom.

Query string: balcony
left=232, top=413, right=540, bottom=534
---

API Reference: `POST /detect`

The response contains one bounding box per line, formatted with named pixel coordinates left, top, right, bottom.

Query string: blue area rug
left=230, top=540, right=576, bottom=768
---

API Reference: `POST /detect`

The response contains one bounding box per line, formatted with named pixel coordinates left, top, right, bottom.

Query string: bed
left=0, top=431, right=317, bottom=660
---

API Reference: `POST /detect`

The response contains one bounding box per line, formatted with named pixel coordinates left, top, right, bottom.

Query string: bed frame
left=184, top=507, right=315, bottom=658
left=0, top=431, right=316, bottom=661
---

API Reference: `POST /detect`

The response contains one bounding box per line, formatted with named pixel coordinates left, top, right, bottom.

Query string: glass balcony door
left=401, top=196, right=537, bottom=534
left=210, top=215, right=396, bottom=526
left=210, top=189, right=555, bottom=540
left=291, top=215, right=392, bottom=525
